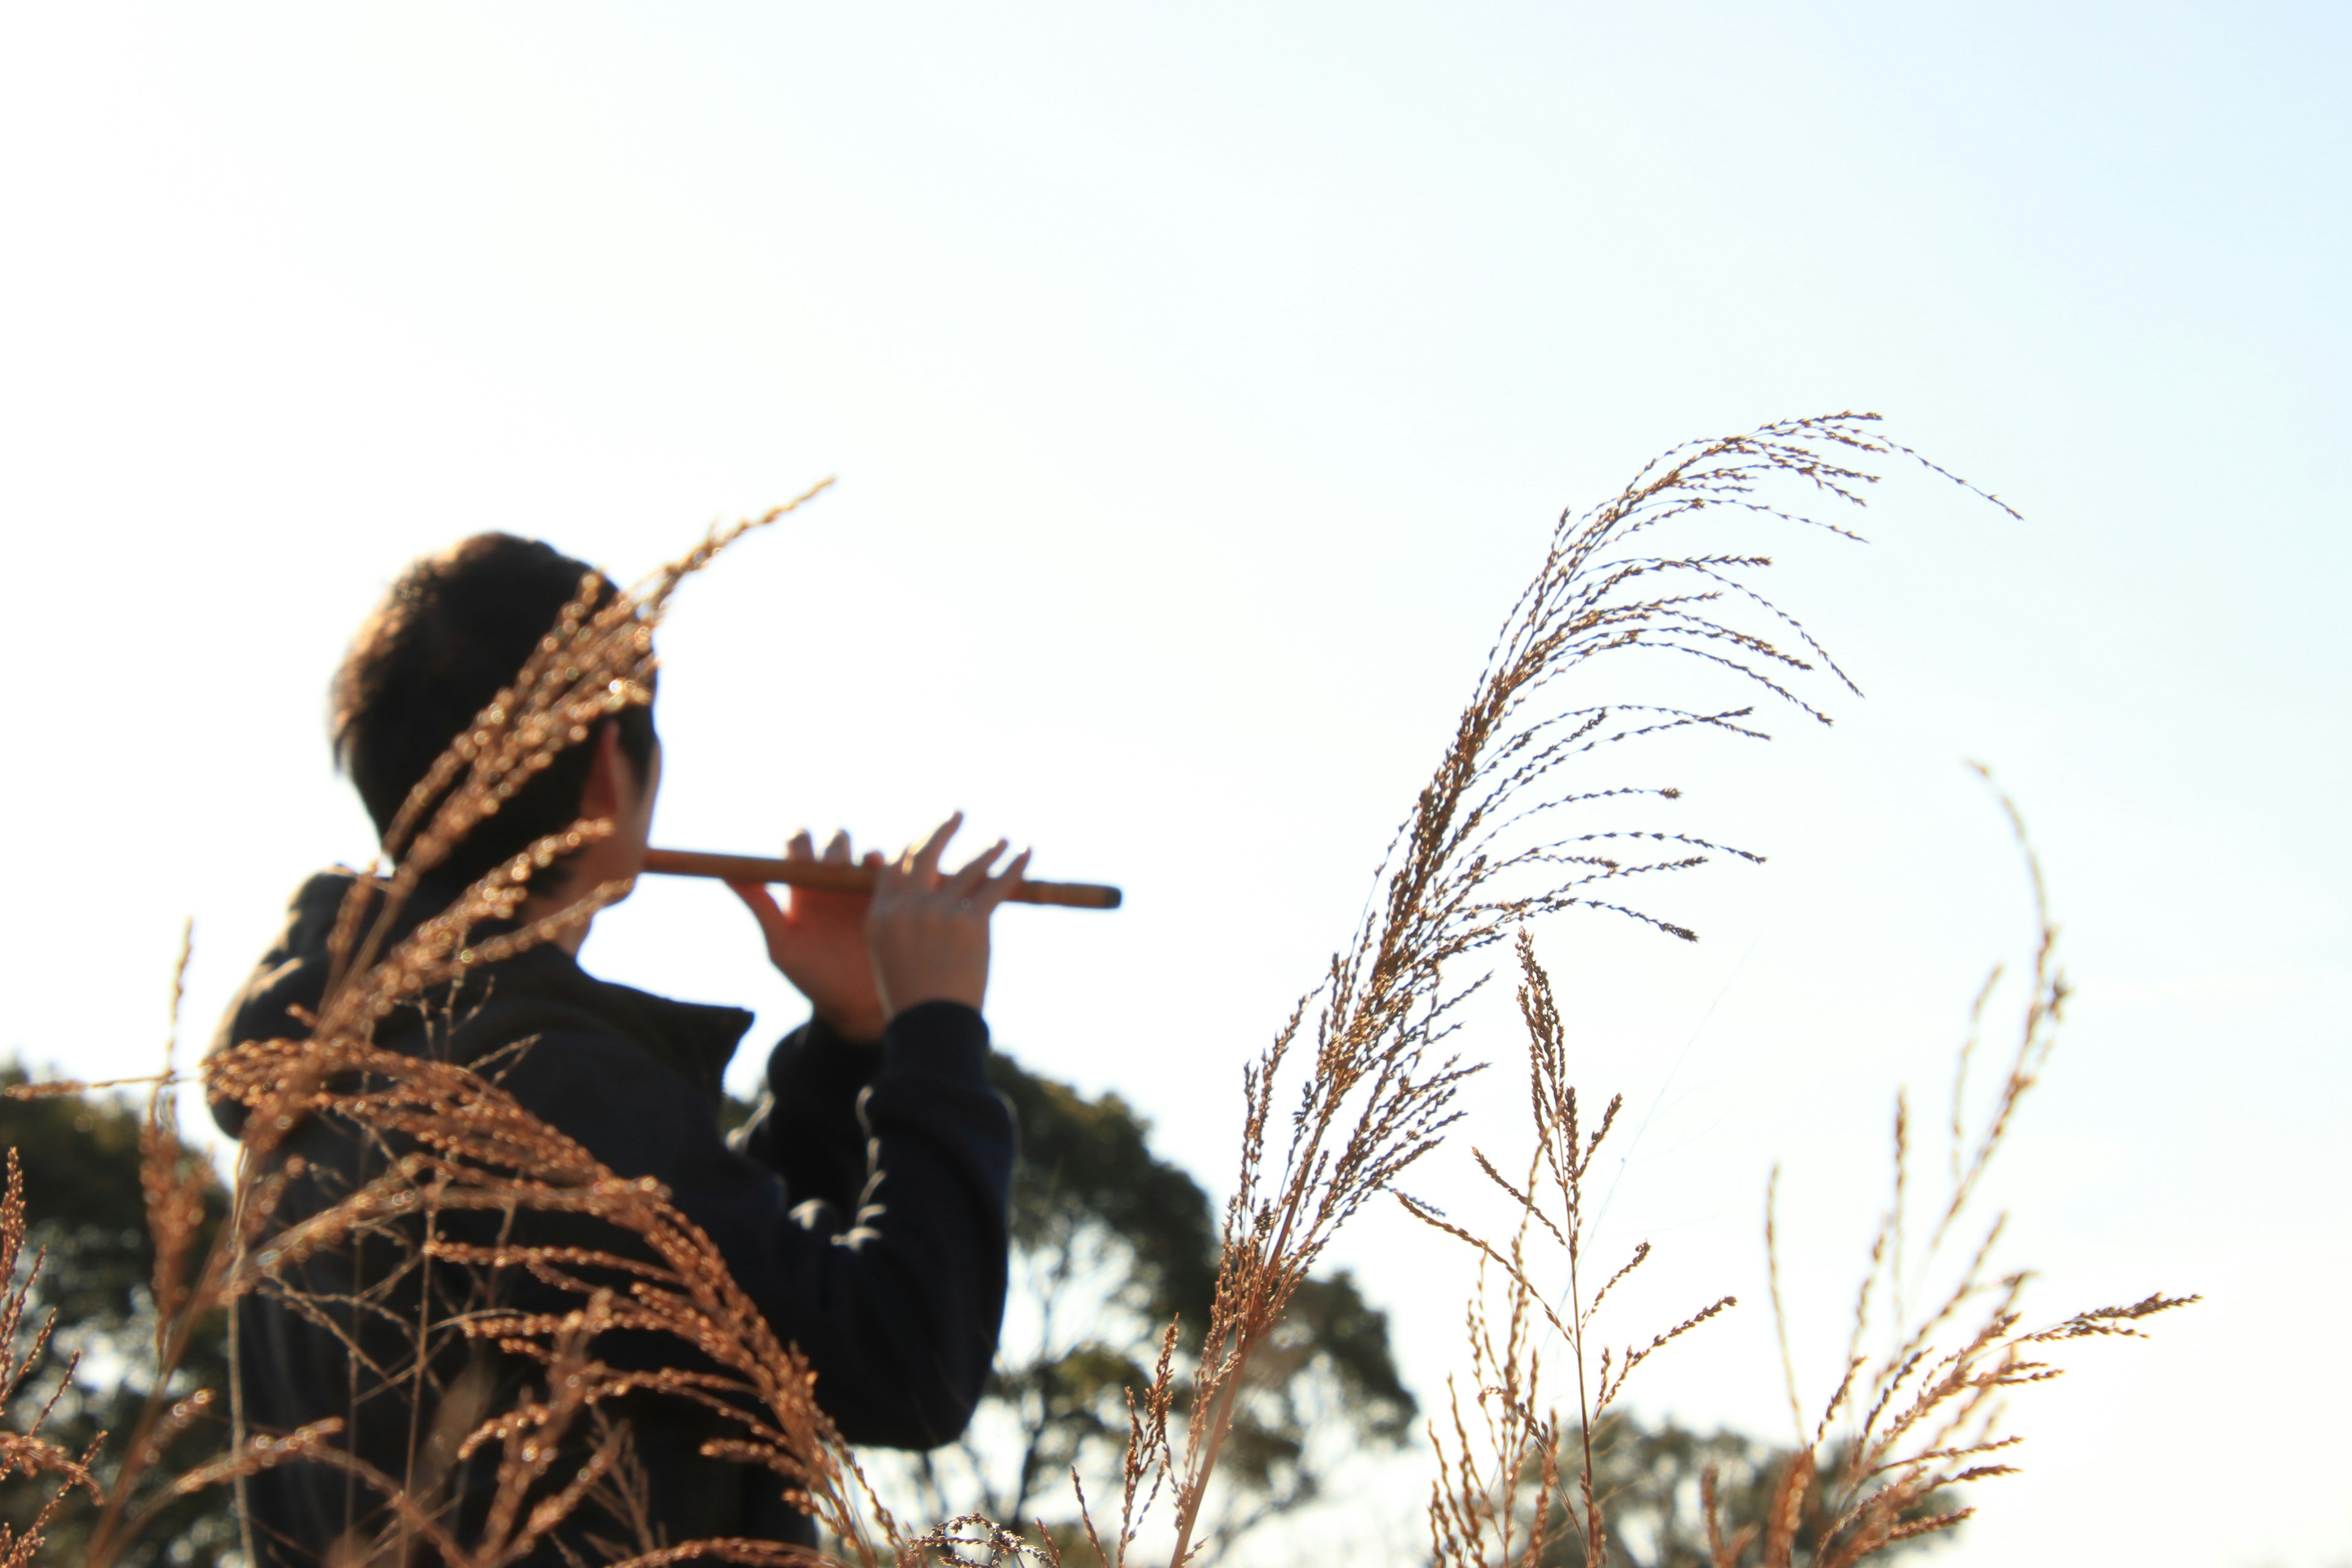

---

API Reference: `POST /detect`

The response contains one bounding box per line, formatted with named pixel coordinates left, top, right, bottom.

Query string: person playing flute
left=209, top=532, right=1020, bottom=1564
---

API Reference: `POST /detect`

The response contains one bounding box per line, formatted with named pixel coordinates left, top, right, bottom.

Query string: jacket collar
left=225, top=869, right=754, bottom=1107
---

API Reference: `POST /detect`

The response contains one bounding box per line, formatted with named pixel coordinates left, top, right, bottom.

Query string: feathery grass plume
left=1417, top=783, right=2192, bottom=1568
left=0, top=914, right=237, bottom=1566
left=325, top=477, right=835, bottom=1015
left=2, top=484, right=916, bottom=1567
left=137, top=927, right=209, bottom=1361
left=71, top=922, right=230, bottom=1565
left=0, top=417, right=2043, bottom=1565
left=913, top=1513, right=1065, bottom=1567
left=202, top=1030, right=905, bottom=1564
left=1041, top=413, right=2008, bottom=1567
left=190, top=483, right=903, bottom=1568
left=1709, top=775, right=2196, bottom=1568
left=1411, top=932, right=1732, bottom=1568
left=0, top=1151, right=107, bottom=1567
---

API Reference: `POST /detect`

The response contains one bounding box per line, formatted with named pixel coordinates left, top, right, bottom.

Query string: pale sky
left=1, top=5, right=2345, bottom=1565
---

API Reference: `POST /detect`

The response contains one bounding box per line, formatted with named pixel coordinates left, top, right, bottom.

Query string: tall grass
left=0, top=415, right=2184, bottom=1567
left=1415, top=791, right=2193, bottom=1568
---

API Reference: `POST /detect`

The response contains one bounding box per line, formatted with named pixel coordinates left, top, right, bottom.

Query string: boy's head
left=331, top=533, right=658, bottom=889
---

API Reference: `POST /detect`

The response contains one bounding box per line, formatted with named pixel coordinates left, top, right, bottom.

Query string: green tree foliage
left=0, top=1064, right=236, bottom=1567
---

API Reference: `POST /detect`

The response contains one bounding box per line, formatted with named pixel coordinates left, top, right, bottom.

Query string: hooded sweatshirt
left=210, top=870, right=1014, bottom=1564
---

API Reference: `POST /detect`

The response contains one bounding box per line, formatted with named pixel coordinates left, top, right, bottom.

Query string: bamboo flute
left=640, top=848, right=1123, bottom=911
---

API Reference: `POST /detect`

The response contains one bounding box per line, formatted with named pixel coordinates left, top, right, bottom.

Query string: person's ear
left=578, top=722, right=627, bottom=819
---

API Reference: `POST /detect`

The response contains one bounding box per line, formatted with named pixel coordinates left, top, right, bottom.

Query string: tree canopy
left=0, top=1059, right=1950, bottom=1567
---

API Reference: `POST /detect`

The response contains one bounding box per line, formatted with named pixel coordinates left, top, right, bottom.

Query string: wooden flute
left=639, top=848, right=1123, bottom=911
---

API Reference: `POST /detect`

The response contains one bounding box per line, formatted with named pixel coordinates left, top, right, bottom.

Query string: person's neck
left=518, top=881, right=599, bottom=957
left=513, top=799, right=644, bottom=957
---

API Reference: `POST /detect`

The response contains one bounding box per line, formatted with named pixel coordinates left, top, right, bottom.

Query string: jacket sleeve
left=495, top=1001, right=1012, bottom=1450
left=735, top=1016, right=888, bottom=1216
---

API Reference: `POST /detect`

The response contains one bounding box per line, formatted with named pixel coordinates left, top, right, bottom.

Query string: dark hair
left=331, top=533, right=657, bottom=890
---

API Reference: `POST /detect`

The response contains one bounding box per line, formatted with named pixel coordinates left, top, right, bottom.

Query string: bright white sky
left=1, top=4, right=2345, bottom=1564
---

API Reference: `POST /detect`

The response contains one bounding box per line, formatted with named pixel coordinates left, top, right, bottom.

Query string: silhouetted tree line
left=0, top=1061, right=1937, bottom=1566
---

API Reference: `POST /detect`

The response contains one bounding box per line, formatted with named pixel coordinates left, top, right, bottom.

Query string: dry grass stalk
left=1714, top=777, right=2196, bottom=1568
left=325, top=476, right=834, bottom=1016
left=3, top=483, right=922, bottom=1566
left=74, top=922, right=219, bottom=1562
left=912, top=1515, right=1063, bottom=1568
left=0, top=1151, right=107, bottom=1566
left=140, top=924, right=209, bottom=1357
left=1412, top=933, right=1730, bottom=1568
left=1008, top=413, right=1999, bottom=1567
left=1411, top=775, right=2192, bottom=1568
left=0, top=415, right=2125, bottom=1568
left=202, top=1027, right=900, bottom=1565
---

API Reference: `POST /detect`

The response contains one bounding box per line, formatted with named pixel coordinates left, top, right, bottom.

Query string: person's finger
left=786, top=829, right=816, bottom=862
left=905, top=812, right=963, bottom=886
left=823, top=829, right=853, bottom=864
left=970, top=848, right=1033, bottom=913
left=944, top=840, right=1009, bottom=898
left=872, top=840, right=913, bottom=905
left=727, top=880, right=786, bottom=930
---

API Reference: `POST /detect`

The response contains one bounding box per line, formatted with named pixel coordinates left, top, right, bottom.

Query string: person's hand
left=729, top=829, right=889, bottom=1042
left=867, top=812, right=1031, bottom=1020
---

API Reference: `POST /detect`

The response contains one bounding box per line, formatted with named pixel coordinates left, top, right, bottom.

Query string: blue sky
left=1, top=5, right=2345, bottom=1563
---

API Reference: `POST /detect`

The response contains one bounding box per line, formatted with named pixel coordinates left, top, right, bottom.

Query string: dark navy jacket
left=210, top=871, right=1014, bottom=1564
